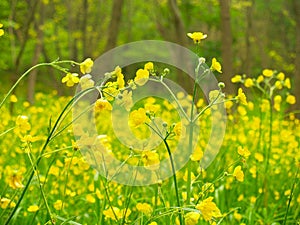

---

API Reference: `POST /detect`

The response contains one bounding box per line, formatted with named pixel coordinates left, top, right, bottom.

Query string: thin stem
left=149, top=78, right=190, bottom=121
left=162, top=138, right=183, bottom=225
left=283, top=166, right=299, bottom=225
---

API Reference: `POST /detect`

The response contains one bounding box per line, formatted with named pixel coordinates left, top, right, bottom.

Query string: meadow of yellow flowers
left=0, top=32, right=299, bottom=225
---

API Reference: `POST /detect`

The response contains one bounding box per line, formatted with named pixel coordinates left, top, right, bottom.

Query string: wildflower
left=144, top=62, right=154, bottom=71
left=0, top=198, right=16, bottom=209
left=254, top=153, right=264, bottom=162
left=187, top=32, right=207, bottom=44
left=103, top=207, right=131, bottom=221
left=116, top=90, right=133, bottom=111
left=190, top=146, right=203, bottom=161
left=173, top=122, right=185, bottom=137
left=184, top=212, right=200, bottom=225
left=0, top=23, right=4, bottom=36
left=275, top=80, right=282, bottom=89
left=256, top=75, right=264, bottom=83
left=233, top=166, right=244, bottom=182
left=148, top=222, right=157, bottom=225
left=103, top=82, right=119, bottom=101
left=142, top=151, right=160, bottom=170
left=273, top=95, right=282, bottom=111
left=233, top=211, right=242, bottom=221
left=86, top=194, right=96, bottom=203
left=94, top=98, right=112, bottom=112
left=10, top=94, right=18, bottom=102
left=231, top=75, right=242, bottom=83
left=284, top=78, right=291, bottom=89
left=136, top=202, right=153, bottom=215
left=53, top=200, right=63, bottom=210
left=262, top=69, right=273, bottom=77
left=15, top=115, right=31, bottom=133
left=286, top=94, right=296, bottom=104
left=195, top=197, right=222, bottom=221
left=134, top=69, right=149, bottom=86
left=277, top=72, right=285, bottom=81
left=210, top=58, right=222, bottom=73
left=237, top=146, right=251, bottom=158
left=244, top=78, right=254, bottom=87
left=79, top=74, right=94, bottom=90
left=202, top=183, right=215, bottom=193
left=28, top=205, right=39, bottom=212
left=129, top=108, right=149, bottom=127
left=62, top=73, right=80, bottom=87
left=80, top=58, right=94, bottom=74
left=237, top=88, right=247, bottom=105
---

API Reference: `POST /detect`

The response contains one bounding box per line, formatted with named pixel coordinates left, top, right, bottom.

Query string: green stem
left=283, top=166, right=299, bottom=225
left=186, top=81, right=198, bottom=204
left=162, top=138, right=183, bottom=225
left=263, top=98, right=273, bottom=207
left=26, top=144, right=54, bottom=224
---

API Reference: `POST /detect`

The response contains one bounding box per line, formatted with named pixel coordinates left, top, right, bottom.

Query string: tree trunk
left=293, top=0, right=300, bottom=110
left=219, top=0, right=235, bottom=94
left=244, top=0, right=254, bottom=76
left=27, top=3, right=44, bottom=104
left=105, top=0, right=124, bottom=51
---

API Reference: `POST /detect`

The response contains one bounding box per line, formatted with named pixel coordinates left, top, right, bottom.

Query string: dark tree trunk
left=105, top=0, right=124, bottom=51
left=219, top=0, right=235, bottom=94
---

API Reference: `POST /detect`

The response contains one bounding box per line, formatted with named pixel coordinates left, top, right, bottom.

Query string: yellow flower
left=286, top=94, right=296, bottom=105
left=237, top=88, right=247, bottom=105
left=144, top=62, right=154, bottom=71
left=0, top=23, right=4, bottom=37
left=62, top=73, right=80, bottom=87
left=10, top=94, right=18, bottom=102
left=0, top=198, right=16, bottom=209
left=184, top=212, right=200, bottom=225
left=195, top=197, right=222, bottom=221
left=275, top=81, right=282, bottom=89
left=129, top=108, right=149, bottom=127
left=103, top=207, right=131, bottom=221
left=262, top=69, right=273, bottom=77
left=233, top=166, right=244, bottom=182
left=15, top=115, right=31, bottom=133
left=103, top=82, right=119, bottom=101
left=254, top=152, right=264, bottom=162
left=244, top=78, right=254, bottom=87
left=86, top=194, right=96, bottom=203
left=187, top=32, right=207, bottom=44
left=231, top=75, right=242, bottom=83
left=276, top=72, right=285, bottom=81
left=284, top=78, right=291, bottom=89
left=136, top=202, right=153, bottom=215
left=148, top=222, right=157, bottom=225
left=28, top=205, right=39, bottom=212
left=233, top=211, right=242, bottom=221
left=273, top=95, right=282, bottom=111
left=134, top=69, right=149, bottom=86
left=53, top=200, right=63, bottom=210
left=116, top=90, right=133, bottom=111
left=79, top=74, right=94, bottom=90
left=142, top=151, right=160, bottom=170
left=202, top=183, right=215, bottom=193
left=237, top=146, right=251, bottom=158
left=210, top=58, right=222, bottom=73
left=80, top=58, right=94, bottom=74
left=256, top=75, right=264, bottom=83
left=94, top=99, right=112, bottom=112
left=190, top=146, right=203, bottom=161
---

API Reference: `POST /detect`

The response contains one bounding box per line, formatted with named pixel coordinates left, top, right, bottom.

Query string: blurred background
left=0, top=0, right=299, bottom=108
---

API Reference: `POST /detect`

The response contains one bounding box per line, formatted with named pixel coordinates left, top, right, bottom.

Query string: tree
left=219, top=0, right=235, bottom=94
